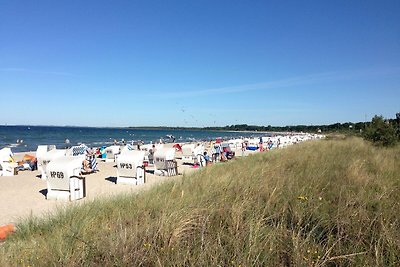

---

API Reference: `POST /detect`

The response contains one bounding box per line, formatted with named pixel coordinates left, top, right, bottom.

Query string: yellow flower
left=297, top=196, right=308, bottom=201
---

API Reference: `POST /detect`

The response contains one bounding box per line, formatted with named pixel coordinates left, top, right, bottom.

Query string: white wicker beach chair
left=116, top=150, right=146, bottom=185
left=104, top=145, right=121, bottom=162
left=38, top=149, right=67, bottom=179
left=0, top=148, right=15, bottom=176
left=46, top=156, right=86, bottom=201
left=181, top=144, right=204, bottom=165
left=154, top=148, right=178, bottom=176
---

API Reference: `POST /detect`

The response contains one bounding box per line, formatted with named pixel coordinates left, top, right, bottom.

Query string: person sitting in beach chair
left=81, top=159, right=92, bottom=174
left=220, top=150, right=227, bottom=162
left=16, top=154, right=37, bottom=171
left=81, top=148, right=98, bottom=174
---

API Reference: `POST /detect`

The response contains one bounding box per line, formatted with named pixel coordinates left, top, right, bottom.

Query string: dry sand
left=1, top=147, right=253, bottom=226
left=0, top=153, right=197, bottom=226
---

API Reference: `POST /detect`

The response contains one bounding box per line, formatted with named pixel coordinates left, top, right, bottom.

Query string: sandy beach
left=1, top=146, right=253, bottom=226
left=0, top=154, right=193, bottom=226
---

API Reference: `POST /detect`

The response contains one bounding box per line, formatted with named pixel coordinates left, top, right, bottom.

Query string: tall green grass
left=1, top=137, right=399, bottom=266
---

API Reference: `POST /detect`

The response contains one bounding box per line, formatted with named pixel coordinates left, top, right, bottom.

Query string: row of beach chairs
left=39, top=145, right=179, bottom=201
left=2, top=134, right=325, bottom=201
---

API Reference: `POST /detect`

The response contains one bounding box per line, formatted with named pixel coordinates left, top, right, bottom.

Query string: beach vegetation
left=0, top=137, right=399, bottom=266
left=364, top=115, right=398, bottom=147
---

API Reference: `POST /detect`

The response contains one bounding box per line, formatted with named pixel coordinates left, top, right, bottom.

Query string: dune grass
left=1, top=137, right=399, bottom=266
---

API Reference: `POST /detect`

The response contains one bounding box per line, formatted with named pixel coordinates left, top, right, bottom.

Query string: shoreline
left=1, top=124, right=315, bottom=135
left=1, top=125, right=270, bottom=153
left=0, top=126, right=309, bottom=156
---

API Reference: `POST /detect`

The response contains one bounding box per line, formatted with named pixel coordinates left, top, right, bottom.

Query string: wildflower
left=297, top=196, right=308, bottom=201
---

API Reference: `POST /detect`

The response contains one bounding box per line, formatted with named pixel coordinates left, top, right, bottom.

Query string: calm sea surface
left=0, top=126, right=266, bottom=152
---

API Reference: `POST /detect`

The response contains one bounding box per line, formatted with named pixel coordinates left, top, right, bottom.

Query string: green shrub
left=364, top=115, right=397, bottom=146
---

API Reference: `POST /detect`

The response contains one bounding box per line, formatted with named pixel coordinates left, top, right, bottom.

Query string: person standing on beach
left=241, top=139, right=246, bottom=157
left=148, top=144, right=156, bottom=164
left=210, top=142, right=217, bottom=163
left=203, top=151, right=210, bottom=166
left=215, top=142, right=222, bottom=162
left=65, top=138, right=70, bottom=149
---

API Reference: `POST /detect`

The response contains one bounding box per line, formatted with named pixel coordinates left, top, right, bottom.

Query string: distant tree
left=395, top=112, right=400, bottom=140
left=364, top=115, right=397, bottom=146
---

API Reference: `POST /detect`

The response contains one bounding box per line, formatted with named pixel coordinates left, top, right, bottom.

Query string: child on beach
left=203, top=151, right=210, bottom=166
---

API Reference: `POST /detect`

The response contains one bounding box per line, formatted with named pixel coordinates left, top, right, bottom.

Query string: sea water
left=0, top=125, right=267, bottom=152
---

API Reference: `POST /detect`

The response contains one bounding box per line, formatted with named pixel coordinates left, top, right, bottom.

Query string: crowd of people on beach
left=1, top=133, right=325, bottom=178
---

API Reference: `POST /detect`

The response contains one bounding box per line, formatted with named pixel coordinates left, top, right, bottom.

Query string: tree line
left=129, top=112, right=400, bottom=146
left=205, top=113, right=400, bottom=147
left=203, top=122, right=367, bottom=133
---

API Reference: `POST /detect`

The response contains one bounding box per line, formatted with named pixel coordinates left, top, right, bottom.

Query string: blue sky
left=1, top=0, right=399, bottom=127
